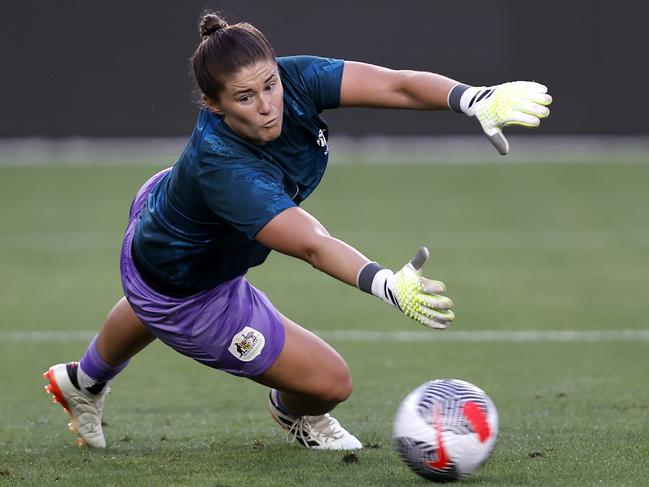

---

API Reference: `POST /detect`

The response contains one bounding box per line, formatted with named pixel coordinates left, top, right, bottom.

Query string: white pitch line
left=316, top=329, right=649, bottom=343
left=2, top=136, right=649, bottom=166
left=0, top=331, right=95, bottom=343
left=1, top=329, right=649, bottom=344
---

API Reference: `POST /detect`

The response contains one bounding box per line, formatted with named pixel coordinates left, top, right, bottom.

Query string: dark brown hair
left=192, top=12, right=276, bottom=102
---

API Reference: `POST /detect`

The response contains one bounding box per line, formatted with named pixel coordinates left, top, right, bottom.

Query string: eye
left=264, top=82, right=275, bottom=93
left=238, top=95, right=252, bottom=104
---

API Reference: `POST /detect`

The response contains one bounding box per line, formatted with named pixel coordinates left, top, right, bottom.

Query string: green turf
left=1, top=161, right=648, bottom=486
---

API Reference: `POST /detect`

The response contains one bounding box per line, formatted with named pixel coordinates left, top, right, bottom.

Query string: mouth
left=262, top=118, right=278, bottom=129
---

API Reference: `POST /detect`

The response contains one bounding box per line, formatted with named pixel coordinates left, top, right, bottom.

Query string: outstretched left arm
left=340, top=61, right=456, bottom=110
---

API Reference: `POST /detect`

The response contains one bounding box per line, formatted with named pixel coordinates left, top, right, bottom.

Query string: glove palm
left=375, top=248, right=455, bottom=329
left=459, top=81, right=553, bottom=155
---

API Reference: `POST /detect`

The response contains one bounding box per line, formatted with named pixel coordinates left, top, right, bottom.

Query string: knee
left=318, top=361, right=353, bottom=404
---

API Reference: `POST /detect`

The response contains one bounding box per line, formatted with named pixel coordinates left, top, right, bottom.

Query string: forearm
left=255, top=207, right=370, bottom=287
left=391, top=70, right=458, bottom=111
left=301, top=234, right=370, bottom=287
left=340, top=61, right=458, bottom=110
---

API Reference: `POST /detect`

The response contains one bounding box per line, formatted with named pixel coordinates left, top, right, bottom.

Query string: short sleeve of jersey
left=197, top=141, right=297, bottom=239
left=277, top=56, right=344, bottom=112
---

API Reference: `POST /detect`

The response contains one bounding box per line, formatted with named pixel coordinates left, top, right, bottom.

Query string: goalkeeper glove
left=357, top=247, right=454, bottom=329
left=448, top=81, right=552, bottom=155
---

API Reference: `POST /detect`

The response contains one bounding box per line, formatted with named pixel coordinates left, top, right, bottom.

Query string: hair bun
left=200, top=13, right=228, bottom=37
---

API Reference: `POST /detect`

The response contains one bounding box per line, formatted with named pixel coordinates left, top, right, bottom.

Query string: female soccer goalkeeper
left=44, top=12, right=551, bottom=450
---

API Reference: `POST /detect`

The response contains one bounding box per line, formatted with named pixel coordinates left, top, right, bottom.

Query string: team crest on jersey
left=316, top=128, right=329, bottom=155
left=228, top=326, right=265, bottom=362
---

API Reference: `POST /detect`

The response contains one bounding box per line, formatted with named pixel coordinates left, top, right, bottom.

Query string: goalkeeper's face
left=207, top=61, right=284, bottom=145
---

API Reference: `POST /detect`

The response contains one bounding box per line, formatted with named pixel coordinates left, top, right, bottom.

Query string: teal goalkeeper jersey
left=131, top=55, right=344, bottom=294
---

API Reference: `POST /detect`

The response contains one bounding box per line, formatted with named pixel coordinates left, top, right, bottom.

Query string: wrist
left=448, top=83, right=470, bottom=113
left=357, top=262, right=386, bottom=294
left=448, top=83, right=493, bottom=116
left=357, top=262, right=398, bottom=306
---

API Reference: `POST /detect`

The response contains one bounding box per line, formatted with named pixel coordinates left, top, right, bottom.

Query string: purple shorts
left=120, top=168, right=285, bottom=377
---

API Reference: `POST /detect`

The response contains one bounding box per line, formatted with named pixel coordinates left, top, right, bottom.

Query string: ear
left=204, top=95, right=224, bottom=115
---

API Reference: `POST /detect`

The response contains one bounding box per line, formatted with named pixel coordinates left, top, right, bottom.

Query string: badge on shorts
left=228, top=326, right=266, bottom=362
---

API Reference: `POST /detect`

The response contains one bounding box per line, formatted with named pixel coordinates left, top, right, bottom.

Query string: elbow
left=394, top=70, right=419, bottom=98
left=299, top=230, right=331, bottom=266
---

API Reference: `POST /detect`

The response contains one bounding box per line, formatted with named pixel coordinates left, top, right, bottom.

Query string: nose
left=258, top=93, right=272, bottom=115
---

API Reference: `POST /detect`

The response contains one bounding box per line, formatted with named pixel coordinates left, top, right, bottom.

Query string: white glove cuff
left=357, top=262, right=385, bottom=293
left=356, top=262, right=397, bottom=305
left=448, top=83, right=470, bottom=113
left=459, top=86, right=494, bottom=116
left=449, top=83, right=499, bottom=117
left=370, top=268, right=395, bottom=302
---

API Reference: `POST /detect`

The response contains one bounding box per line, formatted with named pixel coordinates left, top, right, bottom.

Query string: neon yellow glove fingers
left=505, top=111, right=541, bottom=128
left=413, top=309, right=455, bottom=329
left=420, top=294, right=453, bottom=311
left=529, top=92, right=553, bottom=106
left=515, top=83, right=552, bottom=108
left=456, top=80, right=552, bottom=155
left=428, top=307, right=454, bottom=322
left=382, top=247, right=455, bottom=329
left=516, top=100, right=551, bottom=118
left=517, top=81, right=548, bottom=93
left=420, top=277, right=446, bottom=294
left=418, top=304, right=455, bottom=323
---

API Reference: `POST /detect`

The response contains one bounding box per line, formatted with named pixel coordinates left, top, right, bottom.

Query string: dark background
left=2, top=0, right=645, bottom=137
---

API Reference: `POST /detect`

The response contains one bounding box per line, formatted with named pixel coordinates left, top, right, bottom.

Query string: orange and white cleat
left=43, top=363, right=108, bottom=448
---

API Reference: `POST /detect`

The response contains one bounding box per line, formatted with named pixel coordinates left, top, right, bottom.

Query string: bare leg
left=251, top=313, right=352, bottom=416
left=95, top=297, right=155, bottom=366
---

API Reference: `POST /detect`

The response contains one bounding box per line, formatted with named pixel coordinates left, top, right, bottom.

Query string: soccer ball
left=393, top=379, right=499, bottom=482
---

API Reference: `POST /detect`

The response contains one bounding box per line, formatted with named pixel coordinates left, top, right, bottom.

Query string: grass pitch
left=1, top=159, right=648, bottom=486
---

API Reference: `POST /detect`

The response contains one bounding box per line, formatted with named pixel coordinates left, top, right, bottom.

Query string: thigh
left=251, top=313, right=351, bottom=398
left=124, top=273, right=287, bottom=378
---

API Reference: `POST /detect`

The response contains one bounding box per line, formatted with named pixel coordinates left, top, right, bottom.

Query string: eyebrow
left=231, top=73, right=276, bottom=96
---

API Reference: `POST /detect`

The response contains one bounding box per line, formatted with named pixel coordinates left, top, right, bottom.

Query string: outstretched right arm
left=255, top=207, right=454, bottom=329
